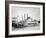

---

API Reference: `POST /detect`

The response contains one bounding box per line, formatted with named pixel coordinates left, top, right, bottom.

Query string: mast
left=17, top=16, right=18, bottom=26
left=22, top=16, right=23, bottom=25
left=24, top=13, right=25, bottom=20
left=27, top=13, right=28, bottom=18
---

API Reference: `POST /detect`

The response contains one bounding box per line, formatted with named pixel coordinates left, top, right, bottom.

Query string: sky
left=12, top=6, right=40, bottom=21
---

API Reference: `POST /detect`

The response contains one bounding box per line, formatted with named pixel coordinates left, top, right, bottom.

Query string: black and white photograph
left=5, top=1, right=45, bottom=37
left=12, top=5, right=40, bottom=31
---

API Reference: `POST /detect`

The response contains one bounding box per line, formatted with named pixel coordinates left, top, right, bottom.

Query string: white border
left=9, top=4, right=43, bottom=35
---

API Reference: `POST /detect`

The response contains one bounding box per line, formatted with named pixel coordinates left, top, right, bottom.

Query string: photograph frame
left=5, top=1, right=45, bottom=37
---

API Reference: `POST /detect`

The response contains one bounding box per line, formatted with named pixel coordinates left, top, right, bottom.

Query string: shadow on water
left=12, top=23, right=27, bottom=28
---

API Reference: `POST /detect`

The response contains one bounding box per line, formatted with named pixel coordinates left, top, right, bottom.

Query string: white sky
left=12, top=6, right=40, bottom=21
